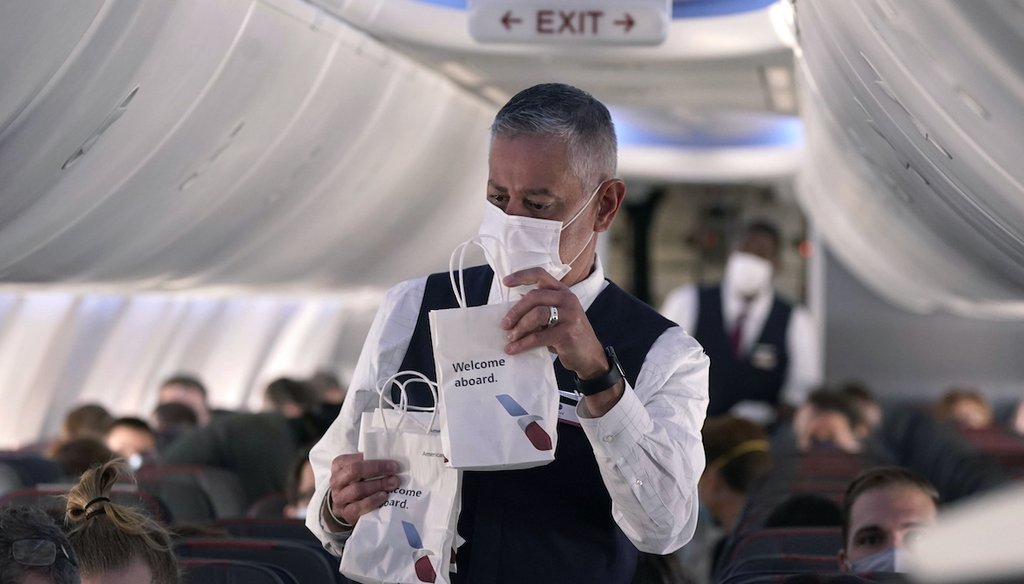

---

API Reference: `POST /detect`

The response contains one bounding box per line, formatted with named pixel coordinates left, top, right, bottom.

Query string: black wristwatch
left=574, top=346, right=625, bottom=396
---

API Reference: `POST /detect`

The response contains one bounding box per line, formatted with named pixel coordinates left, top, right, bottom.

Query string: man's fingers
left=502, top=267, right=561, bottom=289
left=329, top=454, right=401, bottom=524
left=501, top=288, right=572, bottom=331
left=341, top=491, right=390, bottom=521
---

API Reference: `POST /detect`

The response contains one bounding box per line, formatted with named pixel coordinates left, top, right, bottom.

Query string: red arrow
left=501, top=10, right=522, bottom=30
left=614, top=13, right=635, bottom=32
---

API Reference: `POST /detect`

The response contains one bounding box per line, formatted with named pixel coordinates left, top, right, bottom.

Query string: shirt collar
left=487, top=256, right=608, bottom=310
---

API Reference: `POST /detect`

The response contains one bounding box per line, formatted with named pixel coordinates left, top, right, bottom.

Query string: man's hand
left=325, top=453, right=400, bottom=529
left=501, top=267, right=622, bottom=416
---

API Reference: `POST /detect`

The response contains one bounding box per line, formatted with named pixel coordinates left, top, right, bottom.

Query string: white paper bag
left=429, top=300, right=559, bottom=470
left=340, top=374, right=461, bottom=584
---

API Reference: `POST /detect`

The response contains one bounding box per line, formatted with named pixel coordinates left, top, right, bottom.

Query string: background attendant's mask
left=475, top=183, right=601, bottom=285
left=724, top=251, right=773, bottom=298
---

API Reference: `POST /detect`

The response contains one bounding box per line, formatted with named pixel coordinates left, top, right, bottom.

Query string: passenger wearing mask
left=309, top=83, right=709, bottom=584
left=839, top=467, right=939, bottom=574
left=283, top=448, right=315, bottom=520
left=695, top=416, right=773, bottom=583
left=157, top=373, right=216, bottom=427
left=104, top=417, right=158, bottom=470
left=661, top=221, right=820, bottom=423
left=792, top=390, right=864, bottom=454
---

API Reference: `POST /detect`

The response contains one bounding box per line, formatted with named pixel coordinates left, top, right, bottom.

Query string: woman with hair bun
left=65, top=459, right=180, bottom=584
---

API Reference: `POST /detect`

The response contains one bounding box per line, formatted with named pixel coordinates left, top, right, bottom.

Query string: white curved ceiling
left=0, top=0, right=799, bottom=292
left=794, top=0, right=1024, bottom=319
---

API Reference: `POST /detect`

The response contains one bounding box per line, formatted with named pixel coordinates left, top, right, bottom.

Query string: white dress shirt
left=307, top=257, right=710, bottom=556
left=660, top=280, right=821, bottom=409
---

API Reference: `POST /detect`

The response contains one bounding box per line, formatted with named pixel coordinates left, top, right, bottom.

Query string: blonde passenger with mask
left=661, top=220, right=821, bottom=424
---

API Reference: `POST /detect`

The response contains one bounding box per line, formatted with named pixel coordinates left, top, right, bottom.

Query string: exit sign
left=468, top=0, right=670, bottom=46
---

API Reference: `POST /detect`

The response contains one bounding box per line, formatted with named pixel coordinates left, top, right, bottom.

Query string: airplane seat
left=137, top=465, right=248, bottom=522
left=179, top=558, right=294, bottom=584
left=880, top=406, right=1007, bottom=502
left=0, top=484, right=170, bottom=523
left=717, top=554, right=841, bottom=584
left=176, top=537, right=342, bottom=584
left=0, top=463, right=22, bottom=498
left=245, top=492, right=288, bottom=518
left=212, top=517, right=318, bottom=545
left=0, top=453, right=64, bottom=492
left=726, top=527, right=843, bottom=566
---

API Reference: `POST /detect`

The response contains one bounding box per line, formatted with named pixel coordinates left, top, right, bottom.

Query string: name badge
left=557, top=390, right=581, bottom=427
left=750, top=344, right=778, bottom=370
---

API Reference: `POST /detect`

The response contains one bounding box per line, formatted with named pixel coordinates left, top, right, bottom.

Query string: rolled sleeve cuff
left=577, top=384, right=653, bottom=459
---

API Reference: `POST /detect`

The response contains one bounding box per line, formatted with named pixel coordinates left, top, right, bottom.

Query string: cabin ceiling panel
left=796, top=0, right=1024, bottom=318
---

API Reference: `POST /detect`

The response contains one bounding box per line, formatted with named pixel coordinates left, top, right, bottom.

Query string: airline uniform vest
left=397, top=265, right=674, bottom=584
left=695, top=285, right=791, bottom=417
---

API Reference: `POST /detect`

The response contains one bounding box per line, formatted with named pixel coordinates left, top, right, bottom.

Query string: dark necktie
left=730, top=305, right=749, bottom=357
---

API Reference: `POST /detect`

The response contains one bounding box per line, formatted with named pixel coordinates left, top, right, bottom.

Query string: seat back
left=177, top=538, right=340, bottom=584
left=719, top=554, right=841, bottom=584
left=0, top=453, right=64, bottom=494
left=0, top=484, right=169, bottom=522
left=246, top=492, right=287, bottom=518
left=180, top=559, right=294, bottom=584
left=730, top=528, right=843, bottom=564
left=138, top=466, right=247, bottom=522
left=212, top=518, right=319, bottom=545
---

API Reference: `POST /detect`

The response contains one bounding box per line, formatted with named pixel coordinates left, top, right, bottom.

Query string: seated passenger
left=65, top=458, right=180, bottom=584
left=45, top=404, right=114, bottom=457
left=1011, top=399, right=1024, bottom=436
left=0, top=506, right=80, bottom=584
left=149, top=402, right=198, bottom=452
left=104, top=418, right=158, bottom=469
left=934, top=387, right=993, bottom=430
left=157, top=373, right=214, bottom=427
left=307, top=370, right=346, bottom=407
left=50, top=437, right=114, bottom=478
left=838, top=382, right=882, bottom=437
left=839, top=467, right=939, bottom=573
left=793, top=389, right=863, bottom=453
left=263, top=377, right=319, bottom=420
left=283, top=448, right=315, bottom=520
left=764, top=493, right=842, bottom=528
left=700, top=416, right=773, bottom=534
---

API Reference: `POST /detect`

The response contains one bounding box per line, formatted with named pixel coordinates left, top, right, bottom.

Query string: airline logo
left=402, top=521, right=437, bottom=583
left=495, top=393, right=553, bottom=451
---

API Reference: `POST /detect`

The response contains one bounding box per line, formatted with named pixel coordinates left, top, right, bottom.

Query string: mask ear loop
left=560, top=180, right=606, bottom=233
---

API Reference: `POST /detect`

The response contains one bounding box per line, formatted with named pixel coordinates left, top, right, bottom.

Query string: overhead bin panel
left=795, top=0, right=1024, bottom=319
left=0, top=0, right=106, bottom=139
left=0, top=0, right=251, bottom=281
left=0, top=0, right=492, bottom=290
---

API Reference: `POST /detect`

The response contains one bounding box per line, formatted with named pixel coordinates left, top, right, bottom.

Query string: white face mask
left=476, top=183, right=600, bottom=283
left=724, top=251, right=773, bottom=298
left=849, top=546, right=913, bottom=573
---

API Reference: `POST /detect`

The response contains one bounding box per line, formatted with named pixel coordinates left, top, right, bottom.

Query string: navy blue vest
left=397, top=266, right=675, bottom=584
left=694, top=285, right=792, bottom=417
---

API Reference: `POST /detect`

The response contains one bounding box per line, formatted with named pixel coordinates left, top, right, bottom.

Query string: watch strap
left=574, top=346, right=624, bottom=396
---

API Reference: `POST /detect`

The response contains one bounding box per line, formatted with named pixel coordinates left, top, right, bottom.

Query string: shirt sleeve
left=305, top=276, right=427, bottom=555
left=659, top=285, right=698, bottom=335
left=576, top=327, right=710, bottom=554
left=779, top=305, right=822, bottom=407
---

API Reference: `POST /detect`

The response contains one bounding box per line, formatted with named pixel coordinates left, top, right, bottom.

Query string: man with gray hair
left=0, top=506, right=80, bottom=584
left=308, top=83, right=709, bottom=583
